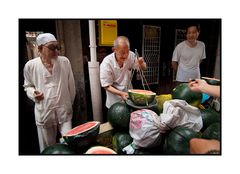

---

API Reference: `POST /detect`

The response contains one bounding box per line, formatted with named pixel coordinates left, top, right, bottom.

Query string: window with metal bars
left=141, top=25, right=161, bottom=85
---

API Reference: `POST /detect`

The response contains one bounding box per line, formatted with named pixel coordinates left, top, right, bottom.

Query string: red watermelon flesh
left=85, top=146, right=117, bottom=154
left=129, top=89, right=155, bottom=95
left=65, top=121, right=98, bottom=136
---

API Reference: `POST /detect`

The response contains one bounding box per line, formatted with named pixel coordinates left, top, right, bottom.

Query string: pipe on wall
left=88, top=20, right=103, bottom=122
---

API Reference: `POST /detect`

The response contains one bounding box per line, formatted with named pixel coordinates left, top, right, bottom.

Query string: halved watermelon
left=85, top=146, right=117, bottom=154
left=128, top=89, right=156, bottom=106
left=41, top=144, right=75, bottom=155
left=63, top=121, right=100, bottom=151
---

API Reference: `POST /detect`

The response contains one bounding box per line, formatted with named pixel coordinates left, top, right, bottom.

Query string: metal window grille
left=141, top=25, right=161, bottom=85
left=174, top=29, right=186, bottom=46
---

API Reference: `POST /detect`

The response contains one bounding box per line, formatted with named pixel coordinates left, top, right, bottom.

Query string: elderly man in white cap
left=23, top=33, right=76, bottom=152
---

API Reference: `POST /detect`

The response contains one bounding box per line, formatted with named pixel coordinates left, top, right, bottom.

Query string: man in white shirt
left=23, top=33, right=76, bottom=152
left=172, top=24, right=206, bottom=82
left=100, top=36, right=147, bottom=108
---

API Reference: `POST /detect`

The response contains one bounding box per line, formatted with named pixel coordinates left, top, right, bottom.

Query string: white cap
left=36, top=33, right=57, bottom=46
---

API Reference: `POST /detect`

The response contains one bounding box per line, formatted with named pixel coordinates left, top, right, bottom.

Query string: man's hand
left=188, top=79, right=208, bottom=93
left=138, top=57, right=144, bottom=65
left=137, top=57, right=147, bottom=70
left=34, top=90, right=44, bottom=101
left=119, top=91, right=129, bottom=101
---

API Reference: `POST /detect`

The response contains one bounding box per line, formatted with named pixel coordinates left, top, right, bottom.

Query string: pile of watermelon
left=162, top=83, right=221, bottom=154
left=41, top=82, right=220, bottom=155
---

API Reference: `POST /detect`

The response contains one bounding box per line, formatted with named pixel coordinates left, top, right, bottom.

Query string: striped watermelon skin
left=172, top=83, right=202, bottom=107
left=202, top=123, right=220, bottom=141
left=163, top=127, right=200, bottom=154
left=41, top=144, right=75, bottom=155
left=112, top=132, right=133, bottom=154
left=200, top=108, right=220, bottom=132
left=107, top=102, right=131, bottom=131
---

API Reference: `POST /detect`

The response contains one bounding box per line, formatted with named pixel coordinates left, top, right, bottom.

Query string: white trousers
left=37, top=120, right=72, bottom=153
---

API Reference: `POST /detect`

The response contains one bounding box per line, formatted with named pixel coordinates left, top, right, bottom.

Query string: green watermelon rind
left=202, top=123, right=220, bottom=141
left=172, top=83, right=202, bottom=107
left=41, top=144, right=75, bottom=155
left=112, top=132, right=133, bottom=154
left=164, top=127, right=199, bottom=155
left=200, top=108, right=220, bottom=132
left=63, top=122, right=100, bottom=150
left=128, top=89, right=156, bottom=106
left=107, top=102, right=131, bottom=131
left=201, top=77, right=220, bottom=86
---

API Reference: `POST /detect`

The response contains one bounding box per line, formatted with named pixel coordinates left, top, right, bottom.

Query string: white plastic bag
left=123, top=109, right=164, bottom=154
left=160, top=99, right=202, bottom=132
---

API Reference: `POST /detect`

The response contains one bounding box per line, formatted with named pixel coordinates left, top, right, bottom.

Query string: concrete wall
left=56, top=20, right=88, bottom=125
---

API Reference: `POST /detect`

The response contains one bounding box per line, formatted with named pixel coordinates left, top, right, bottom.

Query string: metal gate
left=142, top=25, right=161, bottom=85
left=174, top=29, right=186, bottom=46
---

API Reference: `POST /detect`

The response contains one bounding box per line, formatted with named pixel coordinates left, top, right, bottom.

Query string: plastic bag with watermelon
left=123, top=100, right=203, bottom=154
left=123, top=109, right=165, bottom=154
left=160, top=99, right=203, bottom=132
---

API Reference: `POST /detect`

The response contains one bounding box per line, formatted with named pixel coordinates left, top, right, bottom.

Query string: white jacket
left=23, top=56, right=76, bottom=128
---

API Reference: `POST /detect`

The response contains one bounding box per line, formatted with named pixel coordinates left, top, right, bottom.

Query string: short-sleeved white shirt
left=100, top=51, right=136, bottom=108
left=172, top=40, right=206, bottom=82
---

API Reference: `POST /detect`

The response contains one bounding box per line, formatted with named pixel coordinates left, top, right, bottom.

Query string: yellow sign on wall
left=98, top=20, right=117, bottom=46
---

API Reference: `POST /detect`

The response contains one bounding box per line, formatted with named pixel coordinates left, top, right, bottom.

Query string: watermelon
left=128, top=89, right=156, bottom=106
left=112, top=132, right=133, bottom=154
left=163, top=127, right=200, bottom=154
left=172, top=83, right=202, bottom=107
left=201, top=77, right=220, bottom=86
left=63, top=121, right=100, bottom=151
left=200, top=108, right=220, bottom=132
left=149, top=105, right=161, bottom=115
left=41, top=144, right=75, bottom=155
left=85, top=146, right=116, bottom=154
left=155, top=94, right=172, bottom=113
left=202, top=123, right=220, bottom=141
left=107, top=102, right=131, bottom=131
